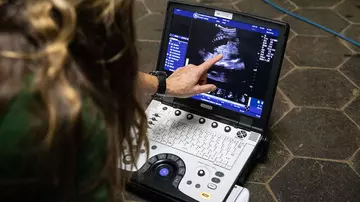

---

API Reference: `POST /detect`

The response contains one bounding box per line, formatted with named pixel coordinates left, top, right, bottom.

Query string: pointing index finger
left=199, top=54, right=223, bottom=71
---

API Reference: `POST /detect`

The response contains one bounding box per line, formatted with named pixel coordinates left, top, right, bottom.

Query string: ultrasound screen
left=164, top=9, right=280, bottom=118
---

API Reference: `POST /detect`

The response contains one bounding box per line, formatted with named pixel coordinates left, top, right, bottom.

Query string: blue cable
left=263, top=0, right=360, bottom=48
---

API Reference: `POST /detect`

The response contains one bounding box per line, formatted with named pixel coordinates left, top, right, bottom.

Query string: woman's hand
left=166, top=54, right=223, bottom=98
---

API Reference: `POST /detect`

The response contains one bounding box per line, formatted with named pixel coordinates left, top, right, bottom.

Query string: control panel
left=120, top=100, right=260, bottom=202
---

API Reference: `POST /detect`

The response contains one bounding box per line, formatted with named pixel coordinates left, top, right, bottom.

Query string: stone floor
left=125, top=0, right=360, bottom=201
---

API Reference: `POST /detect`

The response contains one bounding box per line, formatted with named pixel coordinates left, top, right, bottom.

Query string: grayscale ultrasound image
left=170, top=13, right=272, bottom=103
left=198, top=24, right=246, bottom=83
left=186, top=19, right=254, bottom=97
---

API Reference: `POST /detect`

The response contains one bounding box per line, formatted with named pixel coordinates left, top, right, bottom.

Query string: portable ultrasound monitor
left=121, top=1, right=289, bottom=202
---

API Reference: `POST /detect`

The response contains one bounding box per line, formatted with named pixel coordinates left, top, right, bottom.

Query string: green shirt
left=0, top=89, right=109, bottom=201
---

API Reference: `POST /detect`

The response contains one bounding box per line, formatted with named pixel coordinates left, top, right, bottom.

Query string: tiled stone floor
left=124, top=0, right=360, bottom=201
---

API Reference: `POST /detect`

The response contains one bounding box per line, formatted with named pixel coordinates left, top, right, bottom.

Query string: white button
left=125, top=155, right=132, bottom=161
left=207, top=183, right=217, bottom=190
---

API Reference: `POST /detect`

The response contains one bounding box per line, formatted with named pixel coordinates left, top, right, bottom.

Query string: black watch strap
left=150, top=71, right=167, bottom=96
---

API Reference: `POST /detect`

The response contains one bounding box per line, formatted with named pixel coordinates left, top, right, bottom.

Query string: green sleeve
left=0, top=91, right=110, bottom=202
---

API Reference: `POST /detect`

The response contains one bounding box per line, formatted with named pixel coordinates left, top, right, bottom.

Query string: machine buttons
left=148, top=121, right=154, bottom=125
left=211, top=122, right=218, bottom=128
left=154, top=113, right=160, bottom=117
left=172, top=175, right=182, bottom=188
left=151, top=145, right=157, bottom=150
left=178, top=167, right=186, bottom=176
left=199, top=118, right=206, bottom=124
left=200, top=192, right=211, bottom=200
left=197, top=169, right=206, bottom=177
left=241, top=130, right=247, bottom=137
left=195, top=184, right=201, bottom=188
left=176, top=160, right=185, bottom=167
left=151, top=117, right=157, bottom=121
left=187, top=114, right=194, bottom=120
left=207, top=183, right=217, bottom=190
left=237, top=130, right=247, bottom=138
left=187, top=180, right=192, bottom=185
left=159, top=168, right=170, bottom=177
left=148, top=156, right=158, bottom=164
left=139, top=162, right=151, bottom=173
left=157, top=154, right=167, bottom=160
left=215, top=171, right=224, bottom=178
left=163, top=107, right=168, bottom=110
left=123, top=154, right=132, bottom=165
left=167, top=154, right=179, bottom=162
left=224, top=126, right=231, bottom=132
left=211, top=177, right=221, bottom=184
left=175, top=110, right=181, bottom=116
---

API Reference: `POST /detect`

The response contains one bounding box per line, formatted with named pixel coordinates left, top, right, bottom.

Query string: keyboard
left=148, top=118, right=246, bottom=170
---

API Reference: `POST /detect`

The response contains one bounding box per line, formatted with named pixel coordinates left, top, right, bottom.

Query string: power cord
left=263, top=0, right=360, bottom=48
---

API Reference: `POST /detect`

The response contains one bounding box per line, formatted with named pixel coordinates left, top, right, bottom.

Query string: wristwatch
left=149, top=71, right=167, bottom=96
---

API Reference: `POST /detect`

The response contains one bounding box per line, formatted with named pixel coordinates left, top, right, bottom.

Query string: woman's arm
left=136, top=72, right=159, bottom=97
left=136, top=54, right=222, bottom=101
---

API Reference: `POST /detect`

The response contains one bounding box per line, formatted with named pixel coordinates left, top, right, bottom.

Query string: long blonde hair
left=0, top=0, right=148, bottom=201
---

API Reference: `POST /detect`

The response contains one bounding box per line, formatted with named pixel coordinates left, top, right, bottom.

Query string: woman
left=0, top=0, right=221, bottom=201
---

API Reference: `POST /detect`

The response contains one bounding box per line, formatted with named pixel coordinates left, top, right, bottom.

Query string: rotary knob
left=175, top=110, right=181, bottom=116
left=187, top=114, right=194, bottom=120
left=197, top=169, right=205, bottom=177
left=211, top=122, right=218, bottom=128
left=224, top=126, right=231, bottom=132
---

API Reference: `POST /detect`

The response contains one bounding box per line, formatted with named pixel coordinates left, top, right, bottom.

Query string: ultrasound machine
left=120, top=1, right=289, bottom=201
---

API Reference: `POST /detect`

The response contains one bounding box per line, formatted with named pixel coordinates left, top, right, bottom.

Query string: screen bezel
left=156, top=0, right=290, bottom=130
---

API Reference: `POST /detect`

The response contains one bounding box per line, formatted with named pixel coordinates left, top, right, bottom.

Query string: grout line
left=276, top=87, right=296, bottom=108
left=293, top=155, right=348, bottom=163
left=343, top=111, right=360, bottom=130
left=297, top=6, right=336, bottom=9
left=138, top=0, right=152, bottom=15
left=295, top=106, right=340, bottom=110
left=340, top=96, right=357, bottom=111
left=333, top=9, right=354, bottom=25
left=270, top=106, right=293, bottom=129
left=279, top=66, right=296, bottom=81
left=335, top=56, right=351, bottom=70
left=137, top=39, right=161, bottom=43
left=284, top=56, right=297, bottom=67
left=335, top=24, right=358, bottom=54
left=347, top=161, right=360, bottom=178
left=339, top=23, right=352, bottom=35
left=331, top=0, right=346, bottom=10
left=272, top=130, right=295, bottom=157
left=246, top=181, right=265, bottom=185
left=232, top=4, right=241, bottom=12
left=265, top=183, right=279, bottom=202
left=290, top=7, right=298, bottom=13
left=276, top=14, right=287, bottom=21
left=337, top=69, right=360, bottom=89
left=294, top=66, right=338, bottom=70
left=286, top=0, right=298, bottom=10
left=136, top=13, right=152, bottom=22
left=339, top=40, right=357, bottom=54
left=266, top=155, right=294, bottom=184
left=295, top=34, right=329, bottom=38
left=269, top=87, right=295, bottom=127
left=139, top=0, right=152, bottom=16
left=348, top=147, right=360, bottom=162
left=286, top=31, right=297, bottom=43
